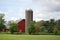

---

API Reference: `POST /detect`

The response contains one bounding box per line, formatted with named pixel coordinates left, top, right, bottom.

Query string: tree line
left=0, top=13, right=60, bottom=35
left=28, top=19, right=60, bottom=35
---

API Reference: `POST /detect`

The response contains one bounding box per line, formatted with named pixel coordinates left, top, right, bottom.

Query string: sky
left=0, top=0, right=60, bottom=21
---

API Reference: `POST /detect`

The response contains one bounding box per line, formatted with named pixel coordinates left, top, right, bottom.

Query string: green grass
left=0, top=34, right=60, bottom=40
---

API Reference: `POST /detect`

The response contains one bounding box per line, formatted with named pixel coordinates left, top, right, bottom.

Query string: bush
left=28, top=21, right=36, bottom=34
left=53, top=27, right=58, bottom=35
left=10, top=22, right=18, bottom=34
left=39, top=26, right=46, bottom=32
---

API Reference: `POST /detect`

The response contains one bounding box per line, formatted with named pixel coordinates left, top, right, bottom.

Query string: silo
left=25, top=8, right=33, bottom=33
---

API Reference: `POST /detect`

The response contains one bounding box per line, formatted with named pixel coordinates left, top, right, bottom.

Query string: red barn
left=17, top=19, right=25, bottom=32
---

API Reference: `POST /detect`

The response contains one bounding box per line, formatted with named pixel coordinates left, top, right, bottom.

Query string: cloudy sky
left=0, top=0, right=60, bottom=21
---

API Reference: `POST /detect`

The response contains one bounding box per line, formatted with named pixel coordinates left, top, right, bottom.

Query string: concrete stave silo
left=25, top=8, right=33, bottom=33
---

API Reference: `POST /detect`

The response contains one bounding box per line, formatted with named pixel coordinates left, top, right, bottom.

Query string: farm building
left=5, top=8, right=33, bottom=33
left=17, top=19, right=25, bottom=32
left=17, top=8, right=33, bottom=33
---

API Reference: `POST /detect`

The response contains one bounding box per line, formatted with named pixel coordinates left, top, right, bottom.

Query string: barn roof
left=16, top=19, right=25, bottom=23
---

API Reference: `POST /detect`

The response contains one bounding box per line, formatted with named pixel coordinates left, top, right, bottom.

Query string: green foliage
left=10, top=22, right=18, bottom=34
left=44, top=19, right=55, bottom=33
left=56, top=20, right=60, bottom=30
left=49, top=19, right=55, bottom=33
left=0, top=13, right=5, bottom=32
left=28, top=21, right=36, bottom=34
left=53, top=26, right=58, bottom=35
left=36, top=19, right=60, bottom=35
left=40, top=26, right=45, bottom=32
left=53, top=27, right=58, bottom=34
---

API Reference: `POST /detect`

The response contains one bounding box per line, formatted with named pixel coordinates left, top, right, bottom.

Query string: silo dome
left=26, top=8, right=33, bottom=12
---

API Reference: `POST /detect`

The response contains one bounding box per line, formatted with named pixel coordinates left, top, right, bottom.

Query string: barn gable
left=17, top=19, right=25, bottom=32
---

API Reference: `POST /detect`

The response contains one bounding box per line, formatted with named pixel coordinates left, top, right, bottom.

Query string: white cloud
left=33, top=9, right=44, bottom=21
left=32, top=0, right=60, bottom=21
left=33, top=0, right=60, bottom=11
left=0, top=0, right=60, bottom=22
left=10, top=17, right=18, bottom=21
left=0, top=10, right=6, bottom=14
left=7, top=8, right=14, bottom=13
left=15, top=0, right=28, bottom=2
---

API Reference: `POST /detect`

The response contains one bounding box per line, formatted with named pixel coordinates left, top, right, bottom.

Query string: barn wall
left=18, top=19, right=25, bottom=32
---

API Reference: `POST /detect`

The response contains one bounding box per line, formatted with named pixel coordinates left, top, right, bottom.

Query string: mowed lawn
left=0, top=34, right=60, bottom=40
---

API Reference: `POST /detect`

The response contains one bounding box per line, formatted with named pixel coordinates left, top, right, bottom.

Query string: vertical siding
left=18, top=19, right=25, bottom=32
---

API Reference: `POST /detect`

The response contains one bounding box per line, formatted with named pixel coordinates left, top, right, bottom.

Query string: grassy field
left=0, top=34, right=60, bottom=40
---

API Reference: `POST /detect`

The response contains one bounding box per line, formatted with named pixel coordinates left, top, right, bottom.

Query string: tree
left=0, top=13, right=5, bottom=32
left=44, top=19, right=55, bottom=33
left=36, top=20, right=45, bottom=26
left=56, top=19, right=60, bottom=30
left=10, top=22, right=18, bottom=34
left=49, top=19, right=55, bottom=33
left=36, top=20, right=45, bottom=32
left=44, top=21, right=50, bottom=33
left=53, top=25, right=58, bottom=35
left=28, top=21, right=36, bottom=34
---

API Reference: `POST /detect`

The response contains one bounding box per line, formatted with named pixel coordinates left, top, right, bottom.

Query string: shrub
left=53, top=27, right=58, bottom=35
left=28, top=21, right=36, bottom=34
left=10, top=22, right=18, bottom=34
